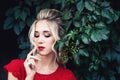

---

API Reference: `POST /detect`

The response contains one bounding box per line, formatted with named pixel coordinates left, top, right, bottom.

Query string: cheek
left=34, top=40, right=38, bottom=44
left=46, top=38, right=55, bottom=46
left=47, top=40, right=55, bottom=45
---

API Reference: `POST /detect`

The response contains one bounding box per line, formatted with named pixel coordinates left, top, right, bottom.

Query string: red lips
left=38, top=46, right=45, bottom=51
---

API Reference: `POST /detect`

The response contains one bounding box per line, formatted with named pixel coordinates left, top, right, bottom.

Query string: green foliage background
left=3, top=0, right=120, bottom=80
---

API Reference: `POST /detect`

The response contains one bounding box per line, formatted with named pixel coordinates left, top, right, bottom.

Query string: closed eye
left=44, top=34, right=51, bottom=38
left=44, top=31, right=52, bottom=38
left=34, top=31, right=39, bottom=38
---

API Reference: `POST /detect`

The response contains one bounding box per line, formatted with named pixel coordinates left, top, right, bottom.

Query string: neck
left=35, top=52, right=58, bottom=74
left=36, top=52, right=58, bottom=67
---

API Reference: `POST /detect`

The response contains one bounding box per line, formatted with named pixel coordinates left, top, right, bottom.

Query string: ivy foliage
left=3, top=0, right=120, bottom=80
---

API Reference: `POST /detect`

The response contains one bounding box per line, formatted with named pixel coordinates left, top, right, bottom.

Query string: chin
left=38, top=52, right=52, bottom=56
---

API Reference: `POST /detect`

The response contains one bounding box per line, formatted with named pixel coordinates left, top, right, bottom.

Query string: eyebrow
left=43, top=31, right=52, bottom=35
left=43, top=30, right=50, bottom=33
left=35, top=30, right=51, bottom=34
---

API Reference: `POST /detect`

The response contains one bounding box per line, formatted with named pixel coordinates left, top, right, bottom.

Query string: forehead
left=35, top=20, right=51, bottom=32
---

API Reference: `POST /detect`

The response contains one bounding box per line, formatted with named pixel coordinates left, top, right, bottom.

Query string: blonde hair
left=28, top=9, right=64, bottom=64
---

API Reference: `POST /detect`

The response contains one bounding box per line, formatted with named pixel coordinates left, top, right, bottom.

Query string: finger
left=28, top=59, right=37, bottom=70
left=26, top=55, right=41, bottom=61
left=24, top=59, right=36, bottom=69
left=27, top=47, right=37, bottom=57
left=29, top=63, right=35, bottom=70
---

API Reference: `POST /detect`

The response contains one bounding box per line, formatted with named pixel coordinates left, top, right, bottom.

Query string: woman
left=4, top=9, right=76, bottom=80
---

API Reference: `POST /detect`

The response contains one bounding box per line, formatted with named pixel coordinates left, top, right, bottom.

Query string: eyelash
left=44, top=35, right=51, bottom=38
left=34, top=35, right=39, bottom=38
left=34, top=32, right=39, bottom=38
left=34, top=34, right=51, bottom=38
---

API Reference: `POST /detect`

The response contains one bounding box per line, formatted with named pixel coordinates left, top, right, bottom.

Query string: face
left=34, top=20, right=55, bottom=56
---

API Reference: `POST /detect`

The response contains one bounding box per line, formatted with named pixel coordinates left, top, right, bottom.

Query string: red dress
left=4, top=59, right=76, bottom=80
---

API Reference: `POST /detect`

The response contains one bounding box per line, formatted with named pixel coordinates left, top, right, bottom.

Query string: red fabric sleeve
left=64, top=69, right=76, bottom=80
left=59, top=66, right=76, bottom=80
left=67, top=70, right=76, bottom=80
left=3, top=59, right=24, bottom=79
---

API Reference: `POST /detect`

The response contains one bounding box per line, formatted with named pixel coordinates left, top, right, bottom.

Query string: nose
left=37, top=35, right=44, bottom=44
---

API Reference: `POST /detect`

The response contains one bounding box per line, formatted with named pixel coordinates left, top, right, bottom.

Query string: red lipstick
left=38, top=46, right=45, bottom=51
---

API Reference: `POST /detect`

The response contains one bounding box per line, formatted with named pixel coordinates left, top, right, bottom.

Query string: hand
left=24, top=48, right=40, bottom=80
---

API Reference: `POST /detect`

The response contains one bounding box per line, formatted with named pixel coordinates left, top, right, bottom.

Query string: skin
left=8, top=20, right=58, bottom=80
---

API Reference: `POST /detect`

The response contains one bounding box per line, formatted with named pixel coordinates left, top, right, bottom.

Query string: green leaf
left=13, top=23, right=20, bottom=35
left=81, top=34, right=90, bottom=44
left=19, top=49, right=29, bottom=59
left=85, top=1, right=94, bottom=11
left=64, top=40, right=69, bottom=46
left=89, top=63, right=94, bottom=71
left=17, top=35, right=30, bottom=60
left=106, top=49, right=112, bottom=61
left=18, top=36, right=30, bottom=49
left=81, top=16, right=87, bottom=26
left=73, top=53, right=80, bottom=65
left=100, top=76, right=105, bottom=80
left=101, top=9, right=113, bottom=23
left=14, top=6, right=21, bottom=19
left=19, top=21, right=25, bottom=29
left=73, top=21, right=81, bottom=27
left=26, top=16, right=35, bottom=27
left=91, top=29, right=109, bottom=42
left=19, top=42, right=30, bottom=49
left=92, top=0, right=97, bottom=3
left=116, top=11, right=120, bottom=16
left=63, top=20, right=72, bottom=31
left=76, top=40, right=79, bottom=46
left=36, top=6, right=41, bottom=13
left=74, top=11, right=81, bottom=20
left=65, top=30, right=78, bottom=40
left=14, top=8, right=21, bottom=19
left=112, top=13, right=119, bottom=21
left=13, top=21, right=25, bottom=35
left=85, top=25, right=92, bottom=34
left=25, top=0, right=32, bottom=6
left=76, top=0, right=84, bottom=13
left=57, top=41, right=64, bottom=51
left=63, top=10, right=72, bottom=20
left=110, top=76, right=116, bottom=80
left=94, top=9, right=100, bottom=15
left=3, top=17, right=14, bottom=30
left=24, top=7, right=30, bottom=16
left=61, top=0, right=66, bottom=9
left=54, top=0, right=61, bottom=4
left=106, top=49, right=118, bottom=62
left=79, top=49, right=89, bottom=57
left=14, top=7, right=30, bottom=21
left=101, top=1, right=110, bottom=7
left=114, top=44, right=120, bottom=52
left=100, top=60, right=106, bottom=68
left=95, top=22, right=106, bottom=29
left=20, top=10, right=27, bottom=21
